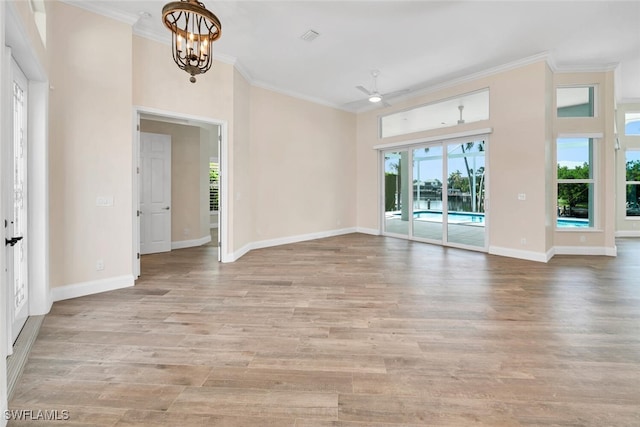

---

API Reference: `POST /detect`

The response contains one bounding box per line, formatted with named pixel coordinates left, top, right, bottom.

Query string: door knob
left=163, top=206, right=170, bottom=210
left=5, top=236, right=23, bottom=247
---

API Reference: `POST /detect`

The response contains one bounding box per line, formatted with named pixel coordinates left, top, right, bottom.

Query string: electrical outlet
left=521, top=238, right=527, bottom=245
left=579, top=235, right=586, bottom=243
left=96, top=259, right=104, bottom=271
left=183, top=227, right=190, bottom=236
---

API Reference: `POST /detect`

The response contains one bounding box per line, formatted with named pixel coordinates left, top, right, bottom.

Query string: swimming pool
left=390, top=211, right=590, bottom=228
left=557, top=218, right=589, bottom=228
left=413, top=211, right=485, bottom=224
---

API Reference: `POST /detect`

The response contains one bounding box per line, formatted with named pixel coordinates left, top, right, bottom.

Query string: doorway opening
left=133, top=108, right=227, bottom=278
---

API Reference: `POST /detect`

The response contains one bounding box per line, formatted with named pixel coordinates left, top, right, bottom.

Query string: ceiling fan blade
left=356, top=85, right=372, bottom=96
left=382, top=100, right=392, bottom=108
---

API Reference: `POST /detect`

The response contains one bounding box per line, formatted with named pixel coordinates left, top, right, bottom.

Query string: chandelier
left=162, top=0, right=222, bottom=83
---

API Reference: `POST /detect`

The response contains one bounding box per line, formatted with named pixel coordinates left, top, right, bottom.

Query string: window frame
left=625, top=148, right=640, bottom=219
left=556, top=136, right=598, bottom=230
left=624, top=112, right=640, bottom=136
left=379, top=88, right=490, bottom=139
left=209, top=157, right=219, bottom=213
left=556, top=85, right=598, bottom=118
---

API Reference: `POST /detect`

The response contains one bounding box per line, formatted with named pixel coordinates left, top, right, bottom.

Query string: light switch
left=96, top=196, right=114, bottom=207
left=518, top=193, right=526, bottom=201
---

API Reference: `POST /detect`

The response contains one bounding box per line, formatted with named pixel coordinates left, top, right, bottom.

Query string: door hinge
left=218, top=241, right=221, bottom=248
left=137, top=253, right=140, bottom=259
left=137, top=124, right=140, bottom=131
left=136, top=166, right=140, bottom=174
left=137, top=210, right=140, bottom=217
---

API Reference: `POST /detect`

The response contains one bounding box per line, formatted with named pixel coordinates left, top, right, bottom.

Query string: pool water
left=414, top=211, right=485, bottom=223
left=395, top=211, right=590, bottom=228
left=556, top=218, right=589, bottom=228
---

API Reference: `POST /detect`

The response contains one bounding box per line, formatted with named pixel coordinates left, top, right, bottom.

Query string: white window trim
left=556, top=84, right=599, bottom=118
left=556, top=136, right=599, bottom=231
left=624, top=148, right=640, bottom=219
left=373, top=128, right=492, bottom=151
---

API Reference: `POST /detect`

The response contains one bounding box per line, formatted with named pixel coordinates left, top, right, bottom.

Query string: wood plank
left=7, top=234, right=640, bottom=426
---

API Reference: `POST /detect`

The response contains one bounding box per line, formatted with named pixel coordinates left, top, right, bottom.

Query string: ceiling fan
left=354, top=70, right=410, bottom=109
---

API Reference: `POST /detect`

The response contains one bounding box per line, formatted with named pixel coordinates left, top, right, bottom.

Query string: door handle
left=163, top=206, right=170, bottom=210
left=5, top=236, right=23, bottom=247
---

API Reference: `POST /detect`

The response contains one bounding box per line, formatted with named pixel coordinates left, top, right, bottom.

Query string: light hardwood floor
left=8, top=234, right=640, bottom=426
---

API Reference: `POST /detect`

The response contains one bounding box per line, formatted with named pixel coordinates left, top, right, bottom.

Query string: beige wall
left=357, top=61, right=550, bottom=256
left=553, top=71, right=616, bottom=251
left=358, top=62, right=620, bottom=258
left=132, top=36, right=234, bottom=120
left=48, top=2, right=133, bottom=287
left=132, top=35, right=243, bottom=254
left=250, top=86, right=357, bottom=242
left=42, top=1, right=627, bottom=296
left=139, top=120, right=209, bottom=242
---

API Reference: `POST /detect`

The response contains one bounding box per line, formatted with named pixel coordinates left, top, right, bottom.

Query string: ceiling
left=66, top=0, right=640, bottom=112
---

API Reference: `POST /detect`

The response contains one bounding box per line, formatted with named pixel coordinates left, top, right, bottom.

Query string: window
left=557, top=137, right=595, bottom=228
left=626, top=150, right=640, bottom=217
left=380, top=89, right=489, bottom=138
left=557, top=86, right=595, bottom=118
left=209, top=160, right=219, bottom=212
left=625, top=112, right=640, bottom=136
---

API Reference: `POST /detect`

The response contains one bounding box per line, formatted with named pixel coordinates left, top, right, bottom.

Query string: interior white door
left=140, top=132, right=172, bottom=255
left=5, top=59, right=29, bottom=347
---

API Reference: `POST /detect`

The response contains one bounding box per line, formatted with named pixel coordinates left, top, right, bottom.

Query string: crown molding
left=355, top=52, right=553, bottom=114
left=553, top=62, right=620, bottom=73
left=411, top=52, right=552, bottom=97
left=251, top=80, right=344, bottom=111
left=55, top=2, right=633, bottom=115
left=229, top=59, right=254, bottom=85
left=133, top=26, right=170, bottom=45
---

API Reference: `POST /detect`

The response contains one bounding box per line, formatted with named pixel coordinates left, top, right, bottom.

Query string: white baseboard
left=252, top=227, right=358, bottom=251
left=171, top=235, right=211, bottom=250
left=488, top=246, right=550, bottom=263
left=227, top=243, right=252, bottom=263
left=554, top=245, right=617, bottom=257
left=615, top=230, right=640, bottom=237
left=227, top=227, right=358, bottom=262
left=51, top=275, right=134, bottom=302
left=356, top=227, right=380, bottom=236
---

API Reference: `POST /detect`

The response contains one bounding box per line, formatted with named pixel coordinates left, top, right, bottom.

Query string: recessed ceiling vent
left=300, top=29, right=320, bottom=42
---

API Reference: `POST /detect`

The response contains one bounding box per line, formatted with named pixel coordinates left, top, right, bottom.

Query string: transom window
left=380, top=89, right=489, bottom=138
left=557, top=86, right=596, bottom=118
left=625, top=112, right=640, bottom=136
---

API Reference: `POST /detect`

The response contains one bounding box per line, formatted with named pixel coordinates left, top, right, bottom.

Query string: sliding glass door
left=446, top=141, right=486, bottom=247
left=382, top=138, right=487, bottom=250
left=383, top=151, right=409, bottom=237
left=412, top=146, right=443, bottom=242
